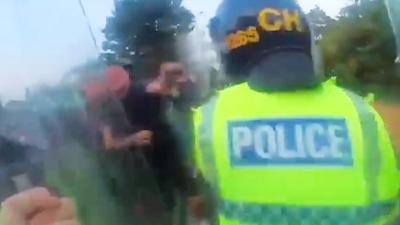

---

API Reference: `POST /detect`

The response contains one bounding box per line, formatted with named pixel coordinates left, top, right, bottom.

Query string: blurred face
left=160, top=62, right=188, bottom=87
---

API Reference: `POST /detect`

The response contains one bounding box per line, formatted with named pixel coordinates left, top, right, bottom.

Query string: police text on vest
left=227, top=118, right=353, bottom=167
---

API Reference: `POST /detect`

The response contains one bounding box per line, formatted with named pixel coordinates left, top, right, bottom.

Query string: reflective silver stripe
left=198, top=96, right=220, bottom=192
left=345, top=90, right=380, bottom=202
left=220, top=199, right=397, bottom=224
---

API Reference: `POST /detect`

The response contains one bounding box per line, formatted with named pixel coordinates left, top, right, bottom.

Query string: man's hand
left=0, top=188, right=80, bottom=225
left=127, top=130, right=153, bottom=147
left=103, top=128, right=153, bottom=150
left=146, top=62, right=189, bottom=97
left=109, top=130, right=153, bottom=150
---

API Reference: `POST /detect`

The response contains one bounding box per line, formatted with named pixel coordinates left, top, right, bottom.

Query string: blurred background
left=1, top=0, right=398, bottom=149
left=0, top=0, right=399, bottom=224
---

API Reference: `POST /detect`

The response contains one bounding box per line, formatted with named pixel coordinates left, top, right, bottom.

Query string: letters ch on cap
left=225, top=8, right=304, bottom=50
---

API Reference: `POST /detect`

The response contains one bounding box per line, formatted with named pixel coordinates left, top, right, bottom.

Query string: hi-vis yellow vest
left=194, top=80, right=399, bottom=225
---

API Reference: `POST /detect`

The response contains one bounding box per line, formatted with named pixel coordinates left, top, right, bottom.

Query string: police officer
left=193, top=0, right=400, bottom=224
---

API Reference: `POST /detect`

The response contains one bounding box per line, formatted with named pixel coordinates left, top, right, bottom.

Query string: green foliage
left=317, top=0, right=400, bottom=95
left=307, top=6, right=335, bottom=41
left=102, top=0, right=194, bottom=78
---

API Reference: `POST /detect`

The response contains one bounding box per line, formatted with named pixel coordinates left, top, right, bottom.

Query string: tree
left=320, top=0, right=399, bottom=94
left=102, top=0, right=194, bottom=79
left=307, top=6, right=335, bottom=41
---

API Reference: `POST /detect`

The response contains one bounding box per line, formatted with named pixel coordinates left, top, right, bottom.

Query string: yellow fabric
left=193, top=108, right=205, bottom=176
left=217, top=213, right=400, bottom=225
left=193, top=81, right=399, bottom=225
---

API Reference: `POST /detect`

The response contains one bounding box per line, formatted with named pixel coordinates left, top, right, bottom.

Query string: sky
left=183, top=0, right=351, bottom=27
left=0, top=0, right=350, bottom=102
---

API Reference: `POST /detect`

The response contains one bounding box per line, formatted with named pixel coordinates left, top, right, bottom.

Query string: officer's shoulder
left=322, top=78, right=375, bottom=105
left=195, top=83, right=246, bottom=110
left=218, top=83, right=248, bottom=95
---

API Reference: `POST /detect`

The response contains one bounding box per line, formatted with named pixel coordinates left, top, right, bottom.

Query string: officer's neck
left=247, top=52, right=321, bottom=92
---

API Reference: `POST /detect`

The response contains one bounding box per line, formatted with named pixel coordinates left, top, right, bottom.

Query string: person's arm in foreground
left=0, top=187, right=79, bottom=225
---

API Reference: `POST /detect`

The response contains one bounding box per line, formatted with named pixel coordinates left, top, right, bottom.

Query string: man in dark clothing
left=121, top=62, right=194, bottom=213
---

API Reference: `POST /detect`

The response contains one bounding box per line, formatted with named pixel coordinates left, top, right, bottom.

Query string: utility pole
left=384, top=0, right=400, bottom=64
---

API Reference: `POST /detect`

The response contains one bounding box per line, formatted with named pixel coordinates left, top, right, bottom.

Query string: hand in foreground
left=0, top=188, right=79, bottom=225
